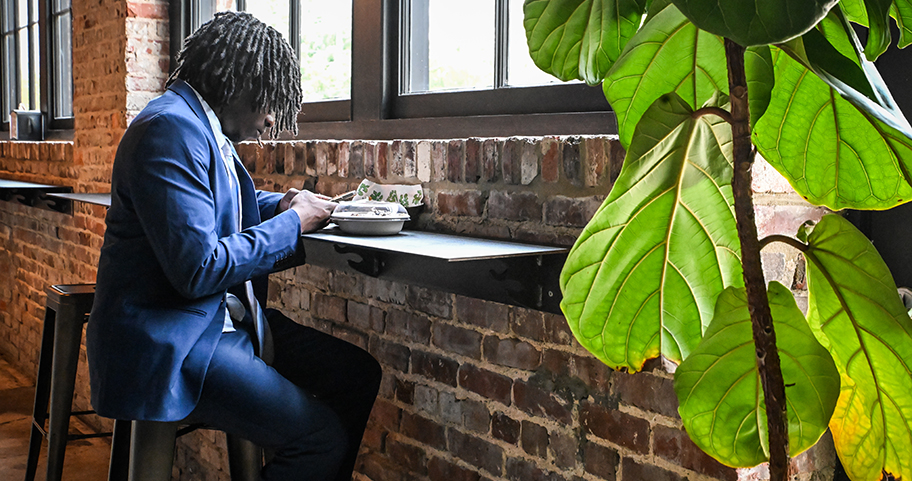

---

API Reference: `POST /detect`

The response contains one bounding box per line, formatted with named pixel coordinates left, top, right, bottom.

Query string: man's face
left=216, top=92, right=275, bottom=143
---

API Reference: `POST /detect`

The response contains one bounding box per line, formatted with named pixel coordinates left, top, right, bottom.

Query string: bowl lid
left=331, top=200, right=410, bottom=220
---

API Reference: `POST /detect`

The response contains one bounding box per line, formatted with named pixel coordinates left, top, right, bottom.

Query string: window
left=173, top=0, right=615, bottom=140
left=0, top=0, right=73, bottom=130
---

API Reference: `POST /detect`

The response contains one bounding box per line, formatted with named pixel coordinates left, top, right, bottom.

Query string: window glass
left=53, top=7, right=72, bottom=118
left=298, top=0, right=351, bottom=101
left=16, top=28, right=27, bottom=106
left=245, top=0, right=289, bottom=39
left=406, top=0, right=494, bottom=93
left=506, top=0, right=560, bottom=87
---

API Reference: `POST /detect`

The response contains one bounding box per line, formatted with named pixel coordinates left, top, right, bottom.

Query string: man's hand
left=285, top=190, right=336, bottom=233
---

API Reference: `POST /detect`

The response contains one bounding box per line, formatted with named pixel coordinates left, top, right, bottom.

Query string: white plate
left=330, top=217, right=406, bottom=236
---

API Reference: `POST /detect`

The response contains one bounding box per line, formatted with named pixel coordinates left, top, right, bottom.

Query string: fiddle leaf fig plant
left=524, top=0, right=912, bottom=480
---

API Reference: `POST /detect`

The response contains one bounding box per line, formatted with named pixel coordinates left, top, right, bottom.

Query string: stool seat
left=25, top=284, right=106, bottom=481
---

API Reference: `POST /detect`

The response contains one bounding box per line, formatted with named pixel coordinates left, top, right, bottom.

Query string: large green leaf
left=752, top=46, right=912, bottom=210
left=674, top=283, right=840, bottom=467
left=801, top=214, right=912, bottom=481
left=894, top=0, right=912, bottom=48
left=559, top=93, right=742, bottom=371
left=604, top=4, right=773, bottom=149
left=861, top=0, right=895, bottom=59
left=670, top=0, right=838, bottom=47
left=523, top=0, right=648, bottom=85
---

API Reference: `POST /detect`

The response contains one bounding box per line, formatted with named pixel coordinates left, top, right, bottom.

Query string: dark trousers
left=184, top=309, right=382, bottom=480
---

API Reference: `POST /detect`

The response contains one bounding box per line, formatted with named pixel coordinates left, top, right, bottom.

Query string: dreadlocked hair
left=167, top=11, right=303, bottom=136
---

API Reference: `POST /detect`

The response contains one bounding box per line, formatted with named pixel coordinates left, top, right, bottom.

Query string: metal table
left=45, top=192, right=112, bottom=208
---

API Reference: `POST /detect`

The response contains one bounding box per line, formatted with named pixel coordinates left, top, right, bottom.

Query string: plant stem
left=724, top=38, right=790, bottom=481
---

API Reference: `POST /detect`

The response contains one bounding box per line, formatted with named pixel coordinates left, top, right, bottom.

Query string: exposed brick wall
left=0, top=1, right=836, bottom=479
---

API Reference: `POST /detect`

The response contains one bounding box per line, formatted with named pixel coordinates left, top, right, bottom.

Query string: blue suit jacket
left=87, top=80, right=302, bottom=421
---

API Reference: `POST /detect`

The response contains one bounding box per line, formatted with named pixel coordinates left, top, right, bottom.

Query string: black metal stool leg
left=45, top=301, right=84, bottom=481
left=129, top=421, right=179, bottom=481
left=227, top=434, right=263, bottom=481
left=24, top=306, right=57, bottom=481
left=107, top=420, right=132, bottom=481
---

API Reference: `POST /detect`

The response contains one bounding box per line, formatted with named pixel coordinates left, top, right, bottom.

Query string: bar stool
left=25, top=284, right=105, bottom=481
left=109, top=419, right=263, bottom=481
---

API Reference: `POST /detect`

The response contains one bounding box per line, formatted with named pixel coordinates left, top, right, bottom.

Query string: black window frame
left=171, top=0, right=617, bottom=141
left=0, top=0, right=73, bottom=133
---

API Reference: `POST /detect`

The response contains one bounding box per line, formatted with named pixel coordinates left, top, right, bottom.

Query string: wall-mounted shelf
left=0, top=179, right=73, bottom=213
left=301, top=227, right=568, bottom=314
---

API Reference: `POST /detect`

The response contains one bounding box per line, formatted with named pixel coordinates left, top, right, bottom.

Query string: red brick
left=403, top=141, right=416, bottom=178
left=369, top=337, right=411, bottom=372
left=411, top=350, right=459, bottom=386
left=432, top=323, right=482, bottom=359
left=390, top=140, right=404, bottom=177
left=458, top=363, right=513, bottom=405
left=513, top=379, right=572, bottom=424
left=400, top=411, right=447, bottom=450
left=370, top=399, right=402, bottom=432
left=313, top=292, right=346, bottom=323
left=483, top=335, right=541, bottom=370
left=437, top=191, right=486, bottom=217
left=448, top=428, right=504, bottom=476
left=653, top=425, right=738, bottom=481
left=621, top=457, right=684, bottom=481
left=387, top=434, right=428, bottom=476
left=562, top=137, right=582, bottom=187
left=465, top=138, right=481, bottom=182
left=359, top=452, right=410, bottom=481
left=549, top=430, right=579, bottom=470
left=448, top=140, right=464, bottom=182
left=541, top=138, right=560, bottom=183
left=487, top=191, right=542, bottom=222
left=543, top=195, right=603, bottom=227
left=573, top=354, right=614, bottom=392
left=387, top=308, right=431, bottom=343
left=543, top=312, right=573, bottom=345
left=428, top=456, right=482, bottom=481
left=431, top=141, right=448, bottom=181
left=521, top=421, right=548, bottom=458
left=349, top=141, right=365, bottom=178
left=613, top=370, right=679, bottom=418
left=505, top=457, right=566, bottom=481
left=491, top=412, right=520, bottom=444
left=455, top=296, right=509, bottom=332
left=395, top=378, right=415, bottom=404
left=579, top=400, right=650, bottom=454
left=582, top=442, right=619, bottom=480
left=481, top=139, right=499, bottom=182
left=377, top=142, right=389, bottom=179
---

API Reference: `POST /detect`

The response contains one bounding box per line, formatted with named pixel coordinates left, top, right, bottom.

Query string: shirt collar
left=188, top=83, right=232, bottom=156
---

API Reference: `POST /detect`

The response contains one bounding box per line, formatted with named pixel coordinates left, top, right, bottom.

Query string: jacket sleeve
left=121, top=112, right=301, bottom=300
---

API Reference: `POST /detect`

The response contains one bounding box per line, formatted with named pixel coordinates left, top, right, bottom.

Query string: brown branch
left=725, top=38, right=790, bottom=481
left=760, top=235, right=809, bottom=252
left=693, top=106, right=734, bottom=124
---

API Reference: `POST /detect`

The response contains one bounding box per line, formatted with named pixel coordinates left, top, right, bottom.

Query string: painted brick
left=431, top=141, right=448, bottom=182
left=457, top=363, right=513, bottom=405
left=390, top=140, right=404, bottom=177
left=417, top=141, right=431, bottom=182
left=402, top=141, right=416, bottom=178
left=363, top=141, right=377, bottom=178
left=521, top=139, right=538, bottom=185
left=349, top=141, right=365, bottom=179
left=465, top=138, right=481, bottom=183
left=313, top=292, right=346, bottom=323
left=541, top=137, right=560, bottom=183
left=502, top=138, right=522, bottom=185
